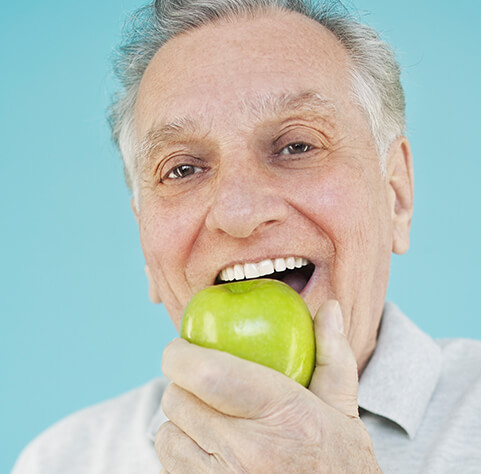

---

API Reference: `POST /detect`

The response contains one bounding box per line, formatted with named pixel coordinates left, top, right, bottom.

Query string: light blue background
left=1, top=0, right=480, bottom=471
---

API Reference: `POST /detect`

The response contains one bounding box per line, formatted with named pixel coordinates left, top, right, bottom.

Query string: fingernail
left=333, top=301, right=344, bottom=334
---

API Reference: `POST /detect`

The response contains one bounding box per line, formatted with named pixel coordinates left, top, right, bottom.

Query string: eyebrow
left=138, top=90, right=337, bottom=161
left=240, top=90, right=337, bottom=120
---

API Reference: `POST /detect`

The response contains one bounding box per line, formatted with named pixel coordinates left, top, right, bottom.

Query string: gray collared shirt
left=359, top=302, right=481, bottom=473
left=11, top=302, right=481, bottom=473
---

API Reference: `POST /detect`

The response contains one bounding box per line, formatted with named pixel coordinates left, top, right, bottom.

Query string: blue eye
left=279, top=143, right=312, bottom=155
left=167, top=164, right=201, bottom=180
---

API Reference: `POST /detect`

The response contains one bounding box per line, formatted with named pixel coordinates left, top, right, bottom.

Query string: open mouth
left=214, top=257, right=315, bottom=294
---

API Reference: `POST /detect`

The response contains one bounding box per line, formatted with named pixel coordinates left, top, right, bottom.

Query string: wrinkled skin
left=157, top=301, right=380, bottom=472
left=133, top=8, right=414, bottom=472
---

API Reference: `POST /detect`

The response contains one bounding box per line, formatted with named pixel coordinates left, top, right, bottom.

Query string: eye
left=165, top=164, right=202, bottom=180
left=279, top=143, right=313, bottom=155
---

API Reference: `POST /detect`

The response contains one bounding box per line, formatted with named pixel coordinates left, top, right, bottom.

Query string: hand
left=156, top=300, right=381, bottom=473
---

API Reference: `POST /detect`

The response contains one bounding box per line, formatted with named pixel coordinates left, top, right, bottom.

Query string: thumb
left=308, top=300, right=360, bottom=418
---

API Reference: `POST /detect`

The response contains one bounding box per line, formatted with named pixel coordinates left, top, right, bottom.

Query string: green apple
left=180, top=278, right=316, bottom=387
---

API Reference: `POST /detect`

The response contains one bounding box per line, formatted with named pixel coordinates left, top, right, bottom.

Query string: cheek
left=291, top=166, right=373, bottom=242
left=138, top=200, right=202, bottom=329
left=138, top=196, right=205, bottom=304
left=287, top=161, right=390, bottom=283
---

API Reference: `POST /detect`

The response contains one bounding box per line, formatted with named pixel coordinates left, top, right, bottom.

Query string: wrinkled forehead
left=135, top=9, right=354, bottom=140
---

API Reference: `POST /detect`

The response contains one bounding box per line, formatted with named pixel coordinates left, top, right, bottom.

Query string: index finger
left=162, top=338, right=305, bottom=418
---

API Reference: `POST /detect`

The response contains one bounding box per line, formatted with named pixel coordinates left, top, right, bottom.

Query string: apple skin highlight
left=180, top=279, right=316, bottom=387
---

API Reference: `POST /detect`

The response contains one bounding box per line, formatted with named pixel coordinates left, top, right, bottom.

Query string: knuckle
left=196, top=356, right=225, bottom=390
left=282, top=392, right=322, bottom=441
left=161, top=338, right=181, bottom=373
left=154, top=421, right=170, bottom=456
left=155, top=422, right=183, bottom=472
left=160, top=383, right=176, bottom=416
left=154, top=421, right=172, bottom=455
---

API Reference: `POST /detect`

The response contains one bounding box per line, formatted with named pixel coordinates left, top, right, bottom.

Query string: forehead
left=135, top=9, right=353, bottom=138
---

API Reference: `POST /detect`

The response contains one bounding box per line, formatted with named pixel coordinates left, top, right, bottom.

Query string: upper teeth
left=218, top=257, right=309, bottom=282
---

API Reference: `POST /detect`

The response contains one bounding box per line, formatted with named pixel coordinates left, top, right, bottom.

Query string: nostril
left=265, top=219, right=280, bottom=227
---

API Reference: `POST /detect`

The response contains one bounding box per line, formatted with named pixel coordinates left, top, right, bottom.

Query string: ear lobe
left=145, top=265, right=162, bottom=304
left=131, top=200, right=161, bottom=303
left=387, top=137, right=414, bottom=255
left=131, top=197, right=139, bottom=223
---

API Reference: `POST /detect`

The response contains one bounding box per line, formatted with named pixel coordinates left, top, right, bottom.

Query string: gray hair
left=108, top=0, right=405, bottom=206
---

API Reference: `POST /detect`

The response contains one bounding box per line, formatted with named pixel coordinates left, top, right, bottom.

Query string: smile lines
left=218, top=257, right=309, bottom=282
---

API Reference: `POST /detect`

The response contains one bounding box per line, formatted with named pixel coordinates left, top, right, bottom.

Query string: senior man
left=13, top=0, right=481, bottom=473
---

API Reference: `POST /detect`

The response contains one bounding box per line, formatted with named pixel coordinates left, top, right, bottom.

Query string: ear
left=131, top=197, right=139, bottom=223
left=130, top=198, right=162, bottom=304
left=386, top=137, right=414, bottom=255
left=145, top=265, right=162, bottom=304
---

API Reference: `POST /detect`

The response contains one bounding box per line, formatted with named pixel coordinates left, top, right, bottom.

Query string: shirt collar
left=358, top=301, right=441, bottom=439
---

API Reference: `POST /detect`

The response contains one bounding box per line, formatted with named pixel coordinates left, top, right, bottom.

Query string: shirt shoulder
left=360, top=304, right=481, bottom=473
left=419, top=337, right=481, bottom=473
left=436, top=336, right=481, bottom=361
left=435, top=337, right=481, bottom=387
left=11, top=378, right=168, bottom=474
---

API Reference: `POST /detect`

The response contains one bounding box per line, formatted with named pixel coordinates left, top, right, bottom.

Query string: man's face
left=134, top=10, right=411, bottom=368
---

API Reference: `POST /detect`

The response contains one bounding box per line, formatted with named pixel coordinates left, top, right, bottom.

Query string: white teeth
left=226, top=267, right=235, bottom=281
left=218, top=257, right=309, bottom=282
left=234, top=264, right=245, bottom=280
left=274, top=258, right=287, bottom=272
left=244, top=263, right=260, bottom=279
left=258, top=259, right=275, bottom=276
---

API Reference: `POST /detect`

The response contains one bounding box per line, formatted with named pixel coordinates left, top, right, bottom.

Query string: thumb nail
left=332, top=301, right=344, bottom=334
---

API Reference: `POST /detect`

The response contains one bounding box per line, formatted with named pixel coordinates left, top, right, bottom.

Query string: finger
left=155, top=420, right=212, bottom=474
left=161, top=382, right=227, bottom=455
left=308, top=300, right=360, bottom=418
left=162, top=338, right=301, bottom=419
left=162, top=383, right=267, bottom=473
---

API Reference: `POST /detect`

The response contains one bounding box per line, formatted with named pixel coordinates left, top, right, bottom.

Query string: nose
left=205, top=171, right=289, bottom=239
